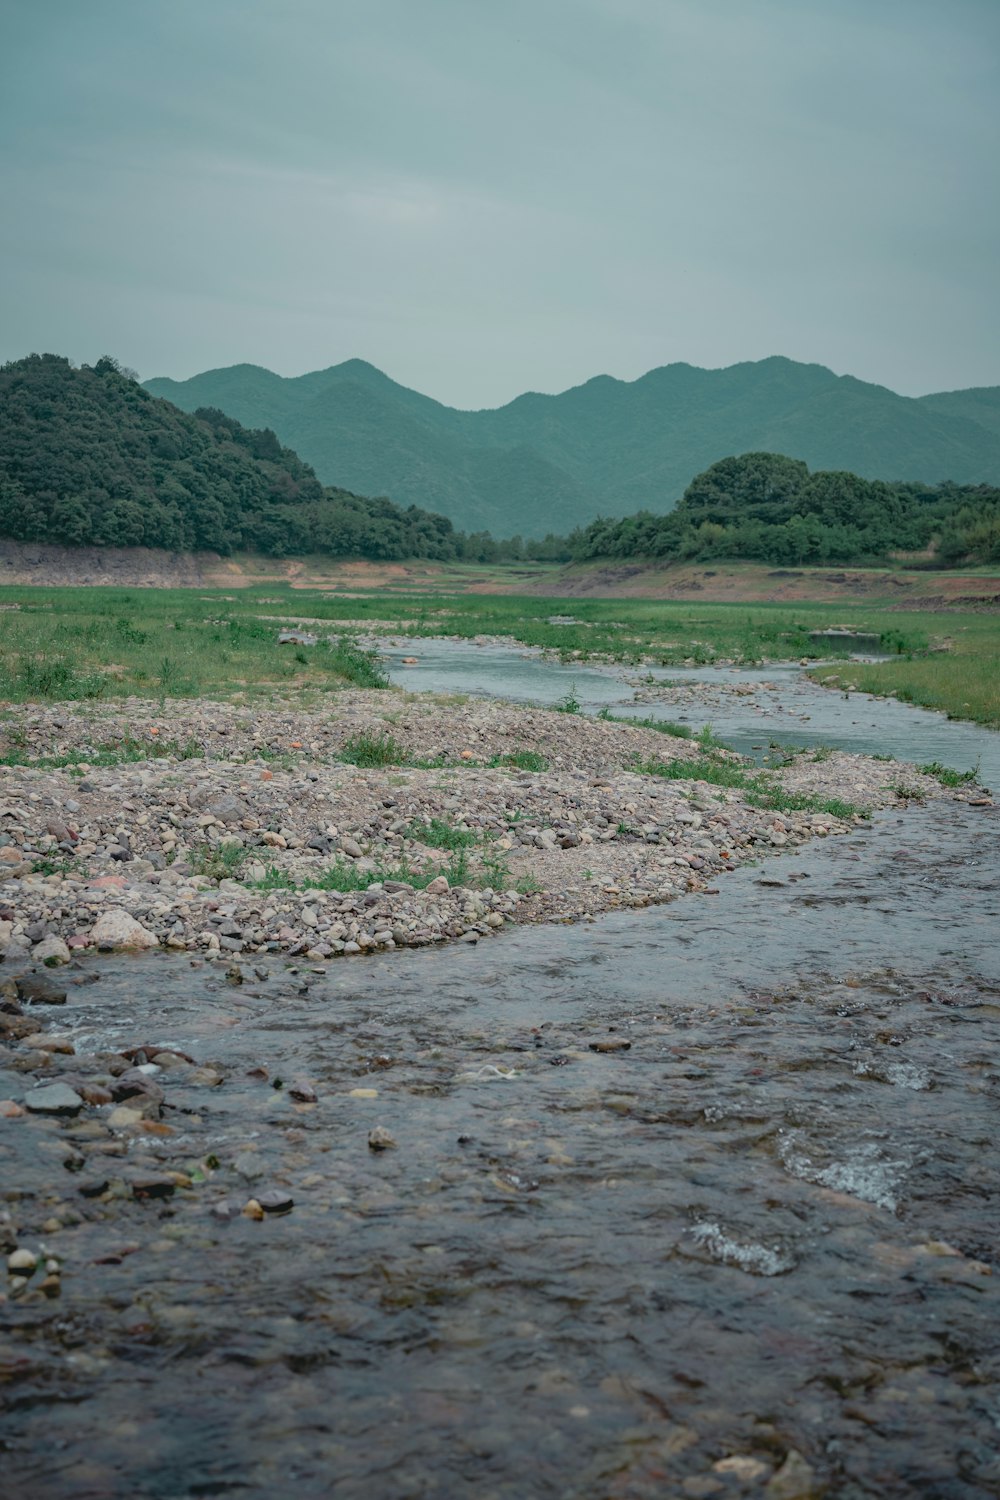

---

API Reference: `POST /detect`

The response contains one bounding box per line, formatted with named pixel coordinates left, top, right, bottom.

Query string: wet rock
left=24, top=1082, right=84, bottom=1115
left=78, top=1177, right=110, bottom=1198
left=16, top=974, right=67, bottom=1006
left=588, top=1038, right=632, bottom=1053
left=111, top=1069, right=165, bottom=1106
left=91, top=910, right=159, bottom=950
left=368, top=1126, right=397, bottom=1151
left=288, top=1078, right=317, bottom=1103
left=8, top=1248, right=37, bottom=1274
left=32, top=935, right=72, bottom=966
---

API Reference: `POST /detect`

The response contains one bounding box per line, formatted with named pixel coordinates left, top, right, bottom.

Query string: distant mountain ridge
left=144, top=356, right=1000, bottom=538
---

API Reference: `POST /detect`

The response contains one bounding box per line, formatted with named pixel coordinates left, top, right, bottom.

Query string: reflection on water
left=2, top=803, right=998, bottom=1497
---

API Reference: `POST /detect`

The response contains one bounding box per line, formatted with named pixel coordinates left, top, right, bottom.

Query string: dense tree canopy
left=0, top=354, right=485, bottom=561
left=572, top=453, right=1000, bottom=567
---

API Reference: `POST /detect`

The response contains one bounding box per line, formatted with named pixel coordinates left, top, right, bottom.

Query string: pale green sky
left=2, top=0, right=998, bottom=405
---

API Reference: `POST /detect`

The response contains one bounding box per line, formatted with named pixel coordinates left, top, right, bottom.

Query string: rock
left=7, top=1248, right=37, bottom=1274
left=368, top=1126, right=397, bottom=1151
left=110, top=1069, right=165, bottom=1106
left=32, top=935, right=72, bottom=965
left=16, top=974, right=67, bottom=1005
left=243, top=1198, right=265, bottom=1220
left=715, top=1456, right=770, bottom=1482
left=91, top=910, right=159, bottom=950
left=340, top=837, right=363, bottom=859
left=765, top=1450, right=820, bottom=1499
left=257, top=1189, right=294, bottom=1214
left=588, top=1038, right=632, bottom=1053
left=128, top=1173, right=176, bottom=1199
left=21, top=1033, right=75, bottom=1053
left=288, top=1078, right=317, bottom=1103
left=24, top=1083, right=84, bottom=1115
left=0, top=1099, right=24, bottom=1118
left=107, top=1105, right=144, bottom=1127
left=425, top=875, right=449, bottom=895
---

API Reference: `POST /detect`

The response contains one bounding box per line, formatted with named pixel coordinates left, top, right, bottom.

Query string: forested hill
left=0, top=354, right=464, bottom=560
left=574, top=452, right=1000, bottom=566
left=145, top=356, right=1000, bottom=538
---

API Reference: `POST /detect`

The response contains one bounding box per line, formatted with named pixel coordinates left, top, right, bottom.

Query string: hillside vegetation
left=575, top=452, right=1000, bottom=567
left=0, top=354, right=475, bottom=561
left=145, top=356, right=1000, bottom=537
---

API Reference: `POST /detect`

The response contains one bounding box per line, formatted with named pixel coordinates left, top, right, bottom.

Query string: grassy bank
left=0, top=583, right=997, bottom=727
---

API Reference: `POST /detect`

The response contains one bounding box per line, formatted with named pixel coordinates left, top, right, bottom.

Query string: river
left=1, top=650, right=998, bottom=1499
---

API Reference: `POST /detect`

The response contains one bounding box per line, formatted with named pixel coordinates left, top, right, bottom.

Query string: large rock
left=91, top=911, right=159, bottom=950
left=24, top=1083, right=84, bottom=1116
left=32, top=935, right=72, bottom=966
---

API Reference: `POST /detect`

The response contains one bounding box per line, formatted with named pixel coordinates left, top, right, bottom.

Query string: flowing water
left=381, top=637, right=999, bottom=780
left=2, top=653, right=999, bottom=1499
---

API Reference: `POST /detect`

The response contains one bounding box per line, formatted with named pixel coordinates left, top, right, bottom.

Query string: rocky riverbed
left=0, top=690, right=987, bottom=969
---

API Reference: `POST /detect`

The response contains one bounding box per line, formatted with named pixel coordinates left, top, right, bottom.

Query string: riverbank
left=0, top=690, right=987, bottom=969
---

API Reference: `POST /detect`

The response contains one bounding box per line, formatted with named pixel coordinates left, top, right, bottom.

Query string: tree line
left=572, top=452, right=1000, bottom=567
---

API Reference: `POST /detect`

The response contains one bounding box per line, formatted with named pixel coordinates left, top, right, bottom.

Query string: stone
left=588, top=1038, right=632, bottom=1053
left=24, top=1083, right=84, bottom=1116
left=368, top=1125, right=397, bottom=1151
left=91, top=910, right=159, bottom=950
left=16, top=974, right=67, bottom=1005
left=128, top=1173, right=177, bottom=1200
left=765, top=1450, right=820, bottom=1499
left=425, top=875, right=449, bottom=895
left=257, top=1189, right=294, bottom=1214
left=31, top=930, right=72, bottom=966
left=7, top=1248, right=37, bottom=1274
left=288, top=1078, right=317, bottom=1103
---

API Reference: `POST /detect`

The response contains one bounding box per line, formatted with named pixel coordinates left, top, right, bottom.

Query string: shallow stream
left=2, top=650, right=999, bottom=1498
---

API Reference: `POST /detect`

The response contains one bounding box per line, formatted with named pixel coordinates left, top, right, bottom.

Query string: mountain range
left=144, top=356, right=1000, bottom=538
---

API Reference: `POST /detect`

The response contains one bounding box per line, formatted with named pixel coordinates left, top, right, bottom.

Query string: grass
left=0, top=583, right=996, bottom=727
left=918, top=760, right=980, bottom=787
left=408, top=817, right=479, bottom=850
left=249, top=845, right=531, bottom=895
left=338, top=729, right=406, bottom=767
left=488, top=749, right=549, bottom=772
left=190, top=840, right=247, bottom=881
left=0, top=734, right=205, bottom=769
left=630, top=753, right=867, bottom=820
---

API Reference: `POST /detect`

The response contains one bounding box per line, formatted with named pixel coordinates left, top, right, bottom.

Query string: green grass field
left=0, top=584, right=997, bottom=726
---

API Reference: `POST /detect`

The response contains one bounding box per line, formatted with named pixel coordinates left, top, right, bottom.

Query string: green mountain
left=145, top=356, right=1000, bottom=538
left=0, top=353, right=462, bottom=560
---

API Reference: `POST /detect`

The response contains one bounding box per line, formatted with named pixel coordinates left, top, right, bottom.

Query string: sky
left=2, top=0, right=999, bottom=408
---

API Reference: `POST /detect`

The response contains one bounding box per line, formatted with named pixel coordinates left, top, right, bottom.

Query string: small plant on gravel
left=408, top=818, right=478, bottom=851
left=515, top=874, right=542, bottom=895
left=632, top=754, right=866, bottom=820
left=810, top=746, right=834, bottom=762
left=191, top=840, right=247, bottom=882
left=338, top=729, right=406, bottom=767
left=480, top=851, right=513, bottom=889
left=555, top=686, right=581, bottom=714
left=890, top=782, right=928, bottom=801
left=489, top=749, right=549, bottom=772
left=31, top=856, right=80, bottom=877
left=918, top=760, right=978, bottom=787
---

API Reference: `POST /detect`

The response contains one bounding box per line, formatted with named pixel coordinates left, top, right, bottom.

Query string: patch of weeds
left=515, top=874, right=542, bottom=895
left=408, top=818, right=478, bottom=851
left=918, top=760, right=978, bottom=787
left=480, top=851, right=513, bottom=889
left=554, top=686, right=581, bottom=714
left=325, top=636, right=389, bottom=690
left=632, top=754, right=866, bottom=820
left=597, top=707, right=694, bottom=739
left=339, top=729, right=406, bottom=767
left=810, top=746, right=834, bottom=763
left=489, top=749, right=549, bottom=772
left=890, top=783, right=927, bottom=802
left=31, top=856, right=80, bottom=877
left=191, top=840, right=247, bottom=882
left=872, top=752, right=896, bottom=763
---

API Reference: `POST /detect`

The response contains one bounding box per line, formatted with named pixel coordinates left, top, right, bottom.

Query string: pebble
left=368, top=1126, right=397, bottom=1151
left=0, top=688, right=971, bottom=971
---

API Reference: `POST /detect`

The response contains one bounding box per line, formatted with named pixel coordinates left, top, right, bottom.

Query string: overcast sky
left=2, top=0, right=998, bottom=407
